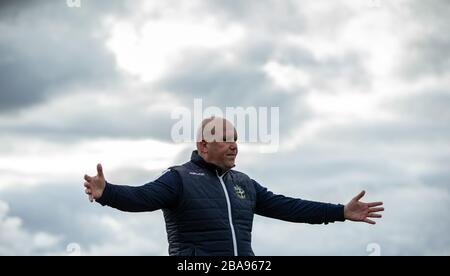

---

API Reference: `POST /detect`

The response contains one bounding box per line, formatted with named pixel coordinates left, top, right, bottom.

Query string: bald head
left=196, top=117, right=237, bottom=143
left=196, top=117, right=238, bottom=170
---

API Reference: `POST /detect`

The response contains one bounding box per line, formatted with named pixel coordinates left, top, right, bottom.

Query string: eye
left=223, top=135, right=236, bottom=142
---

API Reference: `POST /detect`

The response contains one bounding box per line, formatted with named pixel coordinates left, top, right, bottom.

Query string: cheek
left=209, top=145, right=223, bottom=157
left=212, top=145, right=227, bottom=157
left=220, top=145, right=230, bottom=154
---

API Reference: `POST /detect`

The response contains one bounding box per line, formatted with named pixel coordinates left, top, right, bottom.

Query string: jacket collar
left=190, top=150, right=234, bottom=176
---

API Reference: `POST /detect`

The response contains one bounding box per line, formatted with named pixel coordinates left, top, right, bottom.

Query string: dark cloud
left=157, top=48, right=315, bottom=143
left=0, top=0, right=31, bottom=17
left=0, top=0, right=368, bottom=142
left=0, top=0, right=131, bottom=113
left=316, top=121, right=450, bottom=145
left=1, top=104, right=176, bottom=142
left=399, top=0, right=450, bottom=79
left=240, top=143, right=407, bottom=198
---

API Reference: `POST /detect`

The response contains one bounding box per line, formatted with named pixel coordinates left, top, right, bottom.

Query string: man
left=83, top=117, right=384, bottom=256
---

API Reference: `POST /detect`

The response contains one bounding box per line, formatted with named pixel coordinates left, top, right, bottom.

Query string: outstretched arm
left=83, top=165, right=181, bottom=212
left=254, top=180, right=384, bottom=225
left=254, top=180, right=345, bottom=224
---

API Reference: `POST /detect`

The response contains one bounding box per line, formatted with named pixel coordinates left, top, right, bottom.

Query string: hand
left=344, top=191, right=384, bottom=225
left=83, top=164, right=106, bottom=203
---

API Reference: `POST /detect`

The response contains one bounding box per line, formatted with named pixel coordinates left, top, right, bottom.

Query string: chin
left=226, top=162, right=235, bottom=169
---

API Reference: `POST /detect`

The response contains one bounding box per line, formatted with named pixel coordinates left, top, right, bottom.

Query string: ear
left=197, top=140, right=208, bottom=154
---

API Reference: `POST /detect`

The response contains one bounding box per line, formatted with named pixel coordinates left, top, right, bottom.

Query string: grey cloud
left=208, top=0, right=304, bottom=30
left=1, top=0, right=369, bottom=142
left=400, top=0, right=450, bottom=79
left=3, top=105, right=176, bottom=142
left=0, top=0, right=131, bottom=113
left=317, top=121, right=450, bottom=145
left=1, top=180, right=168, bottom=255
left=239, top=144, right=408, bottom=200
left=244, top=149, right=450, bottom=255
left=1, top=0, right=449, bottom=255
left=252, top=184, right=450, bottom=256
left=157, top=48, right=314, bottom=141
left=384, top=90, right=450, bottom=124
left=0, top=0, right=30, bottom=18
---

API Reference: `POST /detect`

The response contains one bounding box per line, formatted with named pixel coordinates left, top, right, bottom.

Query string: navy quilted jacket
left=97, top=151, right=345, bottom=256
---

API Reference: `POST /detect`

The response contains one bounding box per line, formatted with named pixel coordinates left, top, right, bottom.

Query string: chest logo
left=234, top=185, right=246, bottom=200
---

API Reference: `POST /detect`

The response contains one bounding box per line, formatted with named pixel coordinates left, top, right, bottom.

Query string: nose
left=229, top=142, right=237, bottom=151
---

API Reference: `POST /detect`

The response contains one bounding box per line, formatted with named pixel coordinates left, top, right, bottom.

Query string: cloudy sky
left=0, top=0, right=449, bottom=255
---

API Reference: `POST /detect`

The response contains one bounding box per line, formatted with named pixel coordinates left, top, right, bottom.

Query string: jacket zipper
left=216, top=171, right=238, bottom=256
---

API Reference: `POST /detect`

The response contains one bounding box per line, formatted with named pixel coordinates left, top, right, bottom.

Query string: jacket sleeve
left=95, top=169, right=182, bottom=212
left=253, top=180, right=345, bottom=224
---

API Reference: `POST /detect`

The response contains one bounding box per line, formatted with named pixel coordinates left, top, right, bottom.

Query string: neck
left=195, top=151, right=232, bottom=175
left=199, top=152, right=224, bottom=170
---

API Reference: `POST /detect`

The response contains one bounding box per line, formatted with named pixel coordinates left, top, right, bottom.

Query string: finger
left=85, top=189, right=92, bottom=195
left=369, top=207, right=384, bottom=213
left=89, top=194, right=94, bottom=203
left=367, top=213, right=382, bottom=218
left=84, top=182, right=90, bottom=188
left=363, top=218, right=376, bottom=225
left=84, top=174, right=92, bottom=182
left=353, top=190, right=366, bottom=201
left=368, top=202, right=383, bottom=207
left=97, top=163, right=104, bottom=178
